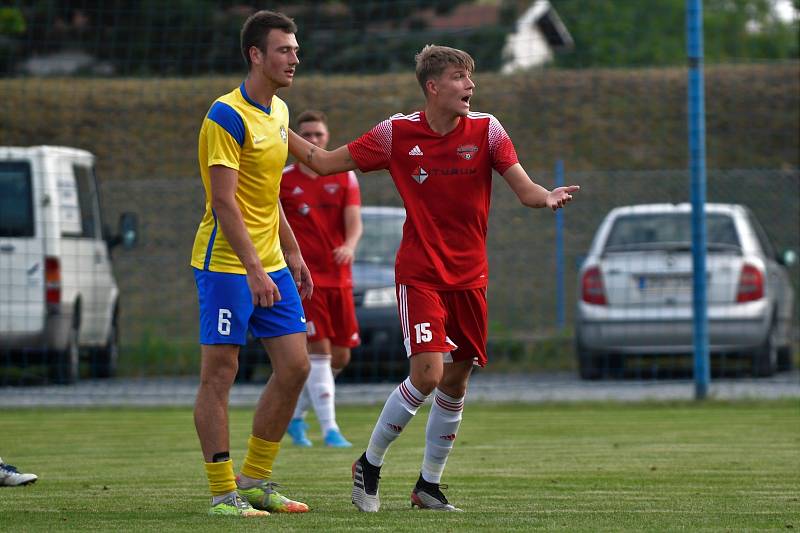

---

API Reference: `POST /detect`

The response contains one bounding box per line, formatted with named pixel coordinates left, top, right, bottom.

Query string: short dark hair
left=240, top=10, right=297, bottom=69
left=296, top=110, right=327, bottom=127
left=415, top=44, right=475, bottom=96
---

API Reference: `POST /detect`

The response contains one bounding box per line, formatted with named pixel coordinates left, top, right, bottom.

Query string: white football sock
left=366, top=377, right=429, bottom=467
left=421, top=389, right=464, bottom=484
left=307, top=354, right=338, bottom=434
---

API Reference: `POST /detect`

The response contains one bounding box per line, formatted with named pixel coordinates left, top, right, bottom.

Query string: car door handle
left=0, top=244, right=14, bottom=253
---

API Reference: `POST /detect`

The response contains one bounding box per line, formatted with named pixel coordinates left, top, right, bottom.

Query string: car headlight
left=363, top=286, right=397, bottom=308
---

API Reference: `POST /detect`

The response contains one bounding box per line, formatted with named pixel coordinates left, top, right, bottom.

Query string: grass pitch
left=1, top=400, right=798, bottom=531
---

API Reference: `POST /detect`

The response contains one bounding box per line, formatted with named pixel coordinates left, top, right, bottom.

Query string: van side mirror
left=779, top=249, right=797, bottom=267
left=106, top=212, right=138, bottom=250
left=118, top=212, right=138, bottom=249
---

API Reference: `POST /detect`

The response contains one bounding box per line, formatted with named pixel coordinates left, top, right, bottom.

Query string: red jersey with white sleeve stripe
left=347, top=111, right=519, bottom=289
left=280, top=163, right=361, bottom=287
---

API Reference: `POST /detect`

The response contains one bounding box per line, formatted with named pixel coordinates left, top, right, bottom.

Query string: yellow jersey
left=191, top=83, right=289, bottom=274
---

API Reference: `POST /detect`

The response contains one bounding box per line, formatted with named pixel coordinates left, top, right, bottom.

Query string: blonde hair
left=415, top=45, right=475, bottom=96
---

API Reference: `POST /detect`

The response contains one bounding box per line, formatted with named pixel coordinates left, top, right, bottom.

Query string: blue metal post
left=555, top=159, right=565, bottom=330
left=687, top=0, right=710, bottom=399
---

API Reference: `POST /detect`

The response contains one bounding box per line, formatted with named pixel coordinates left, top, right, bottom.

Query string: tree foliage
left=554, top=0, right=798, bottom=68
left=1, top=1, right=797, bottom=76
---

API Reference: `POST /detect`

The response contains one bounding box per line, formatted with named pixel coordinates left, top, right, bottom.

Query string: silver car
left=575, top=203, right=796, bottom=379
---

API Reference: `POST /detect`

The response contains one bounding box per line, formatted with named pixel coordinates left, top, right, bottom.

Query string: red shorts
left=303, top=286, right=360, bottom=348
left=396, top=284, right=488, bottom=367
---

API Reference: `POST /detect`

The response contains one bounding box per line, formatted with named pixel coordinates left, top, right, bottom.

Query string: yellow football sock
left=204, top=459, right=237, bottom=497
left=240, top=434, right=280, bottom=480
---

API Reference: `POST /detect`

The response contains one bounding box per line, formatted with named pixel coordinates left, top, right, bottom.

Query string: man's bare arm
left=502, top=163, right=580, bottom=211
left=209, top=165, right=280, bottom=306
left=288, top=129, right=358, bottom=175
left=333, top=204, right=363, bottom=265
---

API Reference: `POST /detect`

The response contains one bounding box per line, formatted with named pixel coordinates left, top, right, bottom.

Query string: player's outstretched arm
left=502, top=163, right=580, bottom=211
left=288, top=129, right=358, bottom=176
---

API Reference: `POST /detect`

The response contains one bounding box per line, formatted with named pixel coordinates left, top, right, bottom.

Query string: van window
left=0, top=161, right=34, bottom=237
left=63, top=165, right=100, bottom=239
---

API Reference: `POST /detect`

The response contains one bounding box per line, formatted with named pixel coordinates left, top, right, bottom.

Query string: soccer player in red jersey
left=287, top=45, right=580, bottom=512
left=280, top=110, right=363, bottom=449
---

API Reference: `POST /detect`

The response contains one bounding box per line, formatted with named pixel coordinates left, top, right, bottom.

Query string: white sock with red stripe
left=306, top=354, right=338, bottom=434
left=365, top=377, right=429, bottom=467
left=421, top=389, right=464, bottom=484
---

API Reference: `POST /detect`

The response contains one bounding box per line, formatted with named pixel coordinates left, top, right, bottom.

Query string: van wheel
left=51, top=325, right=80, bottom=385
left=752, top=323, right=777, bottom=377
left=91, top=317, right=119, bottom=378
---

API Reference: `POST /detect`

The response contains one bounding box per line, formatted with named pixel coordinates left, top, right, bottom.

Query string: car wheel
left=752, top=323, right=778, bottom=378
left=776, top=345, right=793, bottom=372
left=576, top=339, right=601, bottom=380
left=91, top=316, right=119, bottom=378
left=51, top=324, right=79, bottom=385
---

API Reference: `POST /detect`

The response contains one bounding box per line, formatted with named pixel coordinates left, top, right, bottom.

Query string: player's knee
left=298, top=357, right=311, bottom=380
left=282, top=357, right=310, bottom=389
left=200, top=364, right=237, bottom=390
left=410, top=373, right=440, bottom=396
left=410, top=365, right=443, bottom=395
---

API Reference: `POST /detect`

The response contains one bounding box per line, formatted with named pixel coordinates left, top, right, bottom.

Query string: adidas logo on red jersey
left=408, top=145, right=423, bottom=156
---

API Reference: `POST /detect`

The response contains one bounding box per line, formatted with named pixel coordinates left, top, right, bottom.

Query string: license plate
left=639, top=275, right=692, bottom=290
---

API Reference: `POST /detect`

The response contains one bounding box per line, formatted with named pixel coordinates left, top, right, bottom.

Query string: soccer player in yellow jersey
left=190, top=10, right=313, bottom=518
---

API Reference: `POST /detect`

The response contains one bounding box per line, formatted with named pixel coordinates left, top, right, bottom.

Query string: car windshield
left=604, top=212, right=740, bottom=252
left=0, top=161, right=34, bottom=237
left=356, top=212, right=404, bottom=265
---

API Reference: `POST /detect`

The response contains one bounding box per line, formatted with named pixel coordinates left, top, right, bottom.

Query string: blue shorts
left=193, top=267, right=307, bottom=345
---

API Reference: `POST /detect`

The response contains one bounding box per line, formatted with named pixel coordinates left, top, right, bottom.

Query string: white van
left=0, top=146, right=137, bottom=384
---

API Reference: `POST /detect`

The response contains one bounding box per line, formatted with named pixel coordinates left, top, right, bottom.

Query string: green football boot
left=236, top=478, right=309, bottom=513
left=208, top=492, right=270, bottom=517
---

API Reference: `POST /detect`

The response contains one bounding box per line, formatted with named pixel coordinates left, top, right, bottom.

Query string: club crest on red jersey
left=457, top=144, right=479, bottom=160
left=411, top=166, right=428, bottom=184
left=324, top=183, right=340, bottom=194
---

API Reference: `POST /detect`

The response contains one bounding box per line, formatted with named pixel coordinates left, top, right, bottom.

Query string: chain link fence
left=0, top=1, right=797, bottom=386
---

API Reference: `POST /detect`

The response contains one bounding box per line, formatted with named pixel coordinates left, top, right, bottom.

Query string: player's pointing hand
left=546, top=185, right=580, bottom=211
